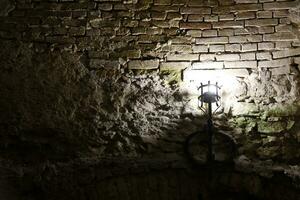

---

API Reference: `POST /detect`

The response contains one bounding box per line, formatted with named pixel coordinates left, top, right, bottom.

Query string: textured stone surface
left=0, top=0, right=300, bottom=199
left=0, top=0, right=15, bottom=16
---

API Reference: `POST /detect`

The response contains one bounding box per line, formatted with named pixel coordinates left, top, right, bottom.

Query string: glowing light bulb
left=208, top=84, right=216, bottom=94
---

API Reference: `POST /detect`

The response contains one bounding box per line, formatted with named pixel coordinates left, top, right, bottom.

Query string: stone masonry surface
left=0, top=0, right=299, bottom=73
left=0, top=1, right=300, bottom=199
left=0, top=0, right=299, bottom=157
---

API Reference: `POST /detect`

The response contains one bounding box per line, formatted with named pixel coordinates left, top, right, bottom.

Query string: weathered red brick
left=275, top=24, right=293, bottom=33
left=202, top=30, right=218, bottom=37
left=258, top=26, right=275, bottom=34
left=179, top=22, right=211, bottom=30
left=160, top=62, right=191, bottom=70
left=229, top=35, right=262, bottom=43
left=216, top=54, right=240, bottom=61
left=183, top=69, right=249, bottom=82
left=128, top=60, right=159, bottom=69
left=154, top=0, right=172, bottom=5
left=192, top=62, right=224, bottom=69
left=192, top=45, right=209, bottom=53
left=90, top=59, right=120, bottom=69
left=224, top=61, right=257, bottom=68
left=180, top=7, right=211, bottom=14
left=213, top=21, right=244, bottom=28
left=258, top=42, right=275, bottom=50
left=234, top=27, right=259, bottom=35
left=151, top=5, right=179, bottom=12
left=240, top=53, right=256, bottom=60
left=273, top=10, right=289, bottom=18
left=151, top=12, right=167, bottom=20
left=210, top=45, right=225, bottom=52
left=167, top=12, right=182, bottom=20
left=170, top=45, right=193, bottom=52
left=196, top=37, right=228, bottom=44
left=256, top=52, right=272, bottom=60
left=204, top=15, right=218, bottom=22
left=275, top=41, right=292, bottom=49
left=188, top=0, right=218, bottom=7
left=167, top=54, right=199, bottom=61
left=187, top=15, right=204, bottom=22
left=245, top=19, right=278, bottom=27
left=258, top=58, right=292, bottom=68
left=294, top=57, right=300, bottom=64
left=263, top=32, right=297, bottom=41
left=200, top=54, right=215, bottom=61
left=270, top=66, right=290, bottom=76
left=219, top=29, right=234, bottom=36
left=236, top=0, right=258, bottom=3
left=236, top=12, right=256, bottom=20
left=225, top=44, right=241, bottom=52
left=219, top=14, right=234, bottom=21
left=241, top=43, right=258, bottom=52
left=263, top=1, right=298, bottom=10
left=272, top=48, right=300, bottom=58
left=187, top=30, right=202, bottom=37
left=256, top=11, right=273, bottom=18
left=213, top=4, right=262, bottom=14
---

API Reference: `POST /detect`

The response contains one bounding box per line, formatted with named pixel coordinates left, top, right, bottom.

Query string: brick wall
left=0, top=0, right=299, bottom=147
left=0, top=0, right=299, bottom=75
left=1, top=2, right=300, bottom=198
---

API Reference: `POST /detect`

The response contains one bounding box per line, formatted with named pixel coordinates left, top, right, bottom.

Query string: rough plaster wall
left=0, top=0, right=300, bottom=199
left=0, top=40, right=202, bottom=160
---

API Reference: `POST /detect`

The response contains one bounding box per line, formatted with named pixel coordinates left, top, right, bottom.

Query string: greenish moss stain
left=245, top=121, right=257, bottom=134
left=265, top=104, right=299, bottom=117
left=286, top=120, right=295, bottom=130
left=230, top=117, right=258, bottom=129
left=234, top=117, right=248, bottom=128
left=257, top=121, right=286, bottom=134
left=160, top=70, right=182, bottom=85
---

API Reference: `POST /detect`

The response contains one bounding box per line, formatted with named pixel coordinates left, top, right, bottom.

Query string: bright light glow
left=183, top=69, right=241, bottom=112
left=184, top=69, right=239, bottom=89
left=208, top=84, right=216, bottom=94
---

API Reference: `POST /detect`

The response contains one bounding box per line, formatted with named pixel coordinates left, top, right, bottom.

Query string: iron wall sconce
left=198, top=81, right=221, bottom=162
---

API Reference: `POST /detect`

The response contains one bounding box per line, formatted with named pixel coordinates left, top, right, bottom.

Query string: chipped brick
left=226, top=44, right=241, bottom=52
left=216, top=53, right=240, bottom=61
left=256, top=52, right=272, bottom=60
left=180, top=22, right=211, bottom=30
left=180, top=7, right=211, bottom=14
left=167, top=54, right=199, bottom=61
left=196, top=37, right=229, bottom=44
left=263, top=32, right=297, bottom=41
left=272, top=48, right=300, bottom=59
left=192, top=62, right=224, bottom=69
left=245, top=19, right=278, bottom=27
left=200, top=54, right=216, bottom=61
left=160, top=62, right=191, bottom=70
left=210, top=45, right=225, bottom=52
left=202, top=30, right=218, bottom=37
left=128, top=60, right=159, bottom=69
left=241, top=43, right=258, bottom=52
left=263, top=1, right=299, bottom=10
left=224, top=61, right=257, bottom=68
left=213, top=21, right=244, bottom=28
left=258, top=42, right=275, bottom=50
left=240, top=52, right=256, bottom=60
left=192, top=45, right=209, bottom=53
left=258, top=58, right=292, bottom=68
